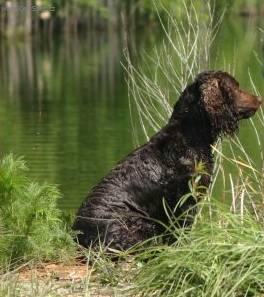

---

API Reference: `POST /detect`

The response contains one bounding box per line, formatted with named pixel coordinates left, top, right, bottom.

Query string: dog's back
left=73, top=139, right=167, bottom=249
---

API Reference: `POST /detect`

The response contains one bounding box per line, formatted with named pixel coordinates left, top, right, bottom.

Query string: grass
left=124, top=0, right=264, bottom=296
left=129, top=200, right=264, bottom=297
left=125, top=0, right=224, bottom=144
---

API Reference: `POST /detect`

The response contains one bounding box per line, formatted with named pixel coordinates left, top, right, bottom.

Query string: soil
left=4, top=262, right=124, bottom=297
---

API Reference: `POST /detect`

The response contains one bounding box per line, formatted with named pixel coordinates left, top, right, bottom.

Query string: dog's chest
left=161, top=147, right=213, bottom=188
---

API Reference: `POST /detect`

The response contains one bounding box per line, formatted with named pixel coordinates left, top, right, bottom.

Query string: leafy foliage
left=0, top=155, right=76, bottom=268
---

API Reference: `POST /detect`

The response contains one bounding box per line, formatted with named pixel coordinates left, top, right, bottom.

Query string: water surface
left=0, top=15, right=263, bottom=209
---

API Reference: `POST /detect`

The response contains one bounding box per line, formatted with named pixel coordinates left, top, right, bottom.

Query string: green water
left=0, top=15, right=263, bottom=210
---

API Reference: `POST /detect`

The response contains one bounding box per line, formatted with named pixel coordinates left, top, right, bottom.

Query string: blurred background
left=0, top=0, right=263, bottom=210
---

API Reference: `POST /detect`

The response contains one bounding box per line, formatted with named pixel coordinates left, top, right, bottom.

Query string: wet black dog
left=73, top=71, right=261, bottom=250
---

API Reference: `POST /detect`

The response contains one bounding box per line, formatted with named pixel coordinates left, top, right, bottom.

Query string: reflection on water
left=0, top=16, right=263, bottom=209
left=0, top=31, right=134, bottom=209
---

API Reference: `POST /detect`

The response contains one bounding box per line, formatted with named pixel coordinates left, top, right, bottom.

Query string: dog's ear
left=200, top=78, right=222, bottom=113
left=199, top=77, right=238, bottom=137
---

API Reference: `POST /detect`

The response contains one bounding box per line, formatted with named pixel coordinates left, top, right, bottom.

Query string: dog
left=73, top=71, right=262, bottom=250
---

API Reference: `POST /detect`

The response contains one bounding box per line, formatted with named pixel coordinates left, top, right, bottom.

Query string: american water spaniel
left=73, top=71, right=262, bottom=250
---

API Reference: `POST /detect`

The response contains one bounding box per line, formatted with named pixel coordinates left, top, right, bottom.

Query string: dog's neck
left=151, top=119, right=216, bottom=166
left=166, top=117, right=217, bottom=147
left=151, top=120, right=214, bottom=174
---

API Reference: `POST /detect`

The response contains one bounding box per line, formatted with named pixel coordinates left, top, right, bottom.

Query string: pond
left=0, top=14, right=263, bottom=210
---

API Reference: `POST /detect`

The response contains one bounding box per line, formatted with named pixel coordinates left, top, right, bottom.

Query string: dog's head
left=172, top=71, right=262, bottom=139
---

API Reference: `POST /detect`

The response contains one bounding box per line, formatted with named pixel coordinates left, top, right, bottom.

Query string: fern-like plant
left=0, top=155, right=75, bottom=269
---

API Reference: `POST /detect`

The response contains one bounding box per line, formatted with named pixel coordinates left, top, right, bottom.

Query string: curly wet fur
left=73, top=70, right=261, bottom=250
